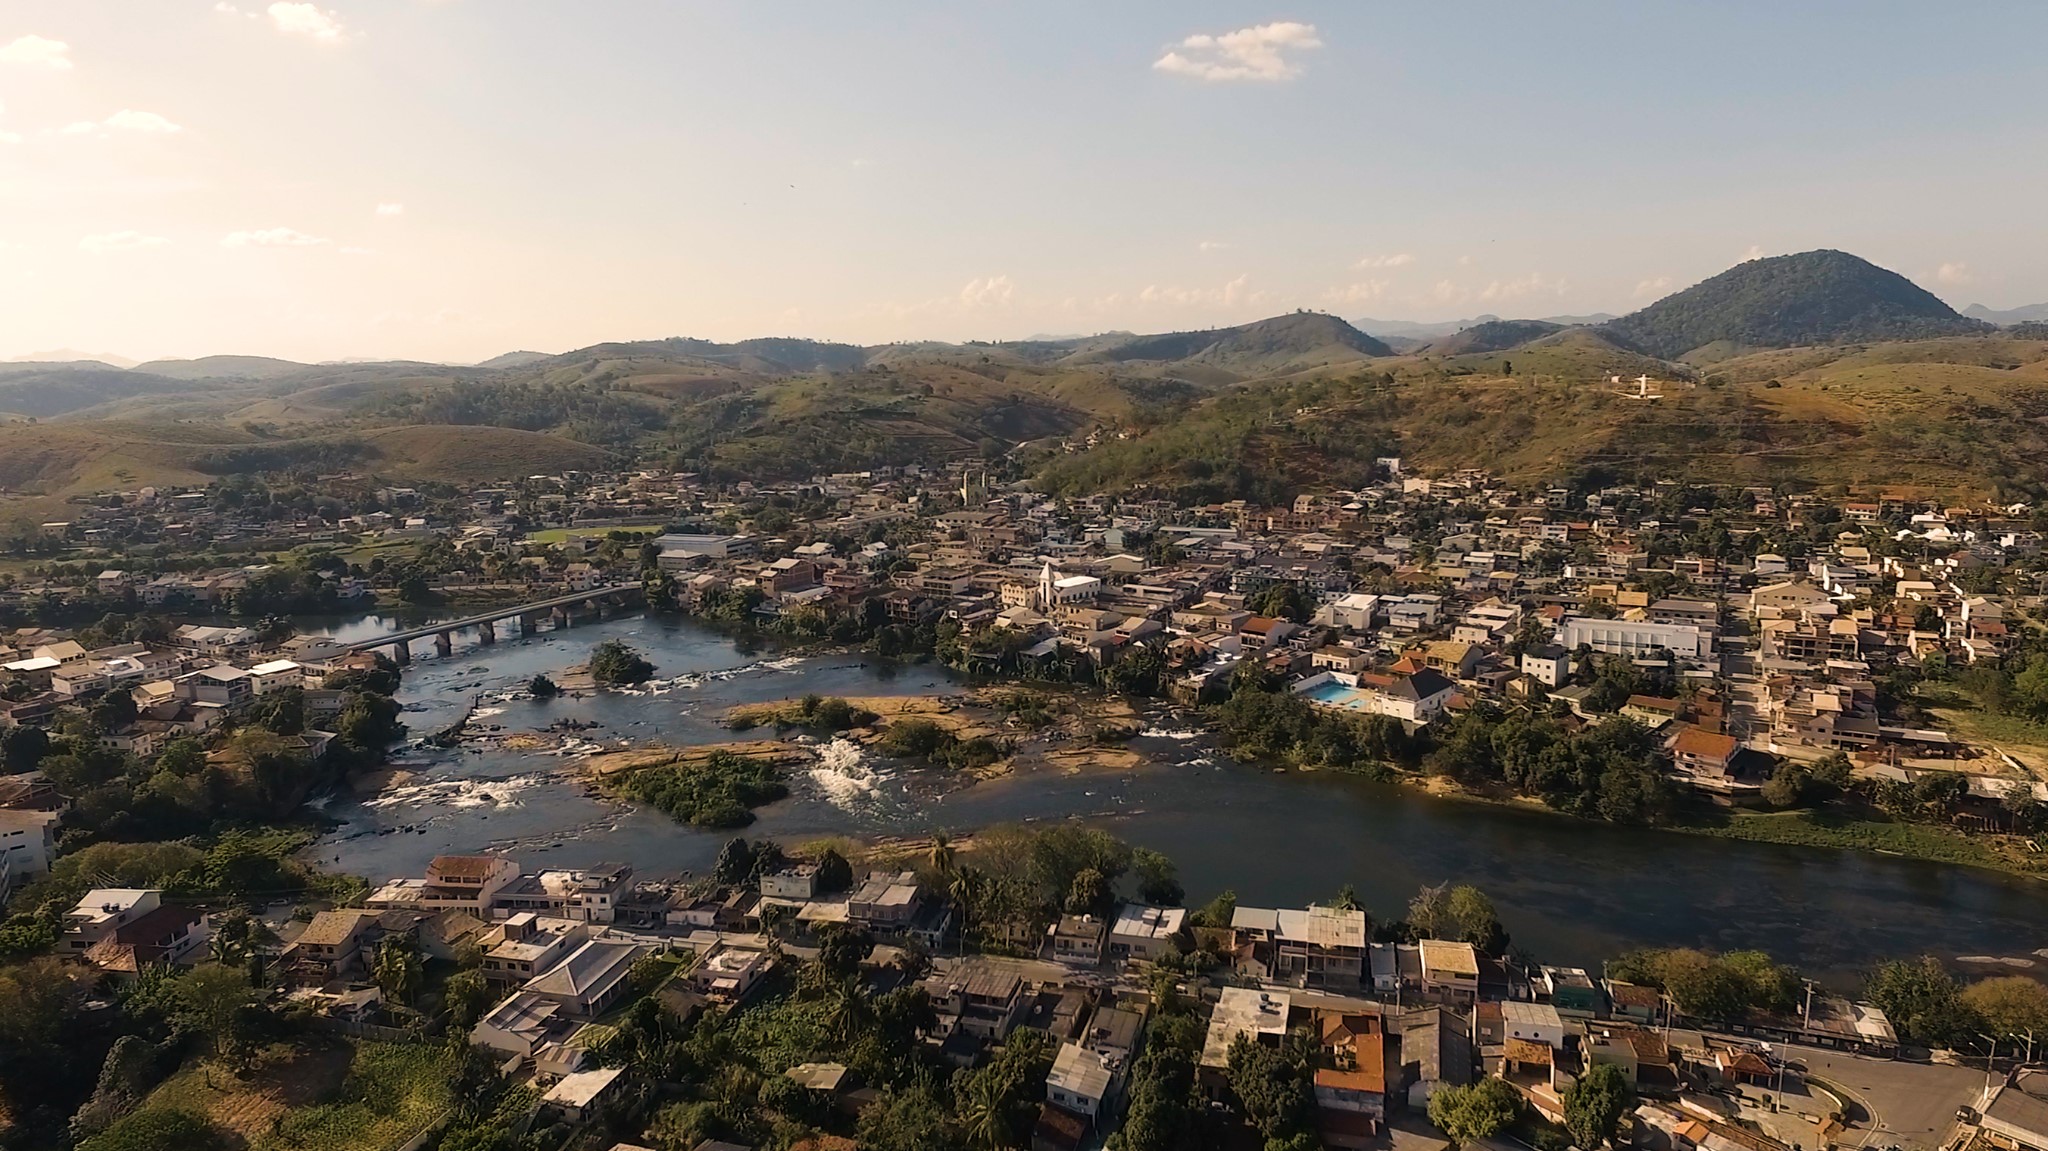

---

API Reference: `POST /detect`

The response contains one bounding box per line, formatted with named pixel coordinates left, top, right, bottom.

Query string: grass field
left=526, top=525, right=661, bottom=544
left=137, top=1038, right=458, bottom=1151
left=1681, top=808, right=2042, bottom=877
left=1929, top=707, right=2048, bottom=777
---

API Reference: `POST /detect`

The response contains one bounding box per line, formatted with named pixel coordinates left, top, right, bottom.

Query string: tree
left=444, top=968, right=494, bottom=1030
left=1866, top=956, right=1977, bottom=1048
left=1806, top=751, right=1853, bottom=800
left=372, top=934, right=425, bottom=1007
left=1762, top=764, right=1808, bottom=808
left=1408, top=882, right=1453, bottom=939
left=853, top=1084, right=953, bottom=1151
left=69, top=1035, right=164, bottom=1143
left=1226, top=1033, right=1314, bottom=1142
left=1428, top=1077, right=1525, bottom=1144
left=1445, top=885, right=1508, bottom=956
left=927, top=831, right=956, bottom=879
left=955, top=1065, right=1017, bottom=1151
left=816, top=847, right=855, bottom=894
left=1133, top=847, right=1184, bottom=906
left=1066, top=867, right=1110, bottom=916
left=1963, top=976, right=2048, bottom=1045
left=206, top=909, right=267, bottom=968
left=528, top=674, right=561, bottom=699
left=588, top=639, right=656, bottom=686
left=714, top=837, right=756, bottom=885
left=1563, top=1062, right=1634, bottom=1149
left=172, top=965, right=262, bottom=1074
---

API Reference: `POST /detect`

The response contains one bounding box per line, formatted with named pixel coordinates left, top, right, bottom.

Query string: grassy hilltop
left=5, top=249, right=2048, bottom=517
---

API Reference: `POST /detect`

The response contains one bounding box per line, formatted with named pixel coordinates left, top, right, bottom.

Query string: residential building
left=523, top=938, right=649, bottom=1018
left=1046, top=1042, right=1116, bottom=1120
left=1559, top=616, right=1712, bottom=661
left=1417, top=939, right=1480, bottom=1005
left=1108, top=903, right=1186, bottom=963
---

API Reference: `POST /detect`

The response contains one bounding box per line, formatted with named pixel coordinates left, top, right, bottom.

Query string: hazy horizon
left=4, top=0, right=2046, bottom=363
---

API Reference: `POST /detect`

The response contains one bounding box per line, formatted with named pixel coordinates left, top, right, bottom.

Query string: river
left=308, top=609, right=2048, bottom=984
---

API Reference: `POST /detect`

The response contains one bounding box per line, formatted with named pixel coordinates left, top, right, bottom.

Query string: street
left=1786, top=1044, right=1989, bottom=1151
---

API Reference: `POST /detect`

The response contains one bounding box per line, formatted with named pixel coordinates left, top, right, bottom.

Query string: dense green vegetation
left=876, top=719, right=1010, bottom=772
left=612, top=750, right=790, bottom=828
left=589, top=639, right=657, bottom=686
left=1206, top=666, right=1678, bottom=825
left=1602, top=249, right=1989, bottom=357
left=366, top=378, right=669, bottom=447
left=1605, top=947, right=1803, bottom=1021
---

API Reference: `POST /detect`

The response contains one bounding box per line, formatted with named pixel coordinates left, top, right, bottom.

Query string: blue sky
left=1, top=0, right=2043, bottom=362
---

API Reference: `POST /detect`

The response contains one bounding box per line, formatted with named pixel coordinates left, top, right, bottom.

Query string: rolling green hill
left=1062, top=312, right=1393, bottom=375
left=1424, top=319, right=1566, bottom=355
left=1602, top=250, right=1991, bottom=359
left=13, top=285, right=2048, bottom=510
left=1037, top=333, right=2048, bottom=503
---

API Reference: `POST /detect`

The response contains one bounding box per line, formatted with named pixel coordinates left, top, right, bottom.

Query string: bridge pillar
left=434, top=632, right=453, bottom=657
left=592, top=598, right=607, bottom=621
left=478, top=621, right=496, bottom=645
left=552, top=607, right=570, bottom=629
left=390, top=640, right=410, bottom=666
left=519, top=614, right=539, bottom=637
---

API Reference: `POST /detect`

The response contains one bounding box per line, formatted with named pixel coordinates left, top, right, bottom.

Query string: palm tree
left=948, top=866, right=981, bottom=956
left=955, top=1067, right=1014, bottom=1151
left=928, top=831, right=956, bottom=879
left=825, top=976, right=873, bottom=1046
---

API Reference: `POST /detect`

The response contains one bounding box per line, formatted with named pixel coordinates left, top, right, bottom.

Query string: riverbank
left=1679, top=807, right=2046, bottom=877
left=1383, top=769, right=2048, bottom=882
left=306, top=610, right=2048, bottom=979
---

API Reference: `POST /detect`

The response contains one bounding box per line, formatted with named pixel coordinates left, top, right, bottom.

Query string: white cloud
left=1324, top=280, right=1393, bottom=306
left=222, top=226, right=330, bottom=247
left=268, top=2, right=346, bottom=41
left=104, top=109, right=183, bottom=134
left=59, top=110, right=186, bottom=138
left=1354, top=253, right=1415, bottom=270
left=0, top=132, right=19, bottom=145
left=1477, top=273, right=1568, bottom=303
left=1198, top=240, right=1230, bottom=253
left=1132, top=273, right=1261, bottom=309
left=959, top=275, right=1015, bottom=308
left=374, top=202, right=405, bottom=218
left=1154, top=22, right=1321, bottom=83
left=1633, top=276, right=1673, bottom=300
left=1422, top=273, right=1570, bottom=308
left=1935, top=261, right=1971, bottom=286
left=80, top=231, right=171, bottom=253
left=0, top=35, right=73, bottom=70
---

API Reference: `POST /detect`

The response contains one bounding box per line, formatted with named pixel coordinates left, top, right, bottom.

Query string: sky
left=1, top=0, right=2045, bottom=364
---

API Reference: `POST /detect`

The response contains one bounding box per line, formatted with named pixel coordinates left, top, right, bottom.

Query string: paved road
left=1787, top=1044, right=1988, bottom=1150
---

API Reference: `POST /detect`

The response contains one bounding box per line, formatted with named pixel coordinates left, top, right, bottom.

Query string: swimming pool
left=1303, top=680, right=1371, bottom=710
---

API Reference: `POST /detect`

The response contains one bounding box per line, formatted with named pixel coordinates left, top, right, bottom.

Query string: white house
left=1047, top=1042, right=1116, bottom=1119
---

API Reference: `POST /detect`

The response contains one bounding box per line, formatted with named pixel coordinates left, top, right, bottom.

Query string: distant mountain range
left=1964, top=302, right=2048, bottom=326
left=6, top=246, right=2048, bottom=513
left=3, top=349, right=141, bottom=369
left=1352, top=313, right=1615, bottom=341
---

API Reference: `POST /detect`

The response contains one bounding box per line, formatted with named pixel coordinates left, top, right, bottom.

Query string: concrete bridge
left=343, top=584, right=646, bottom=665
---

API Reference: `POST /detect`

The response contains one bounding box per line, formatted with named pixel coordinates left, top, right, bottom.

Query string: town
left=3, top=456, right=2048, bottom=1151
